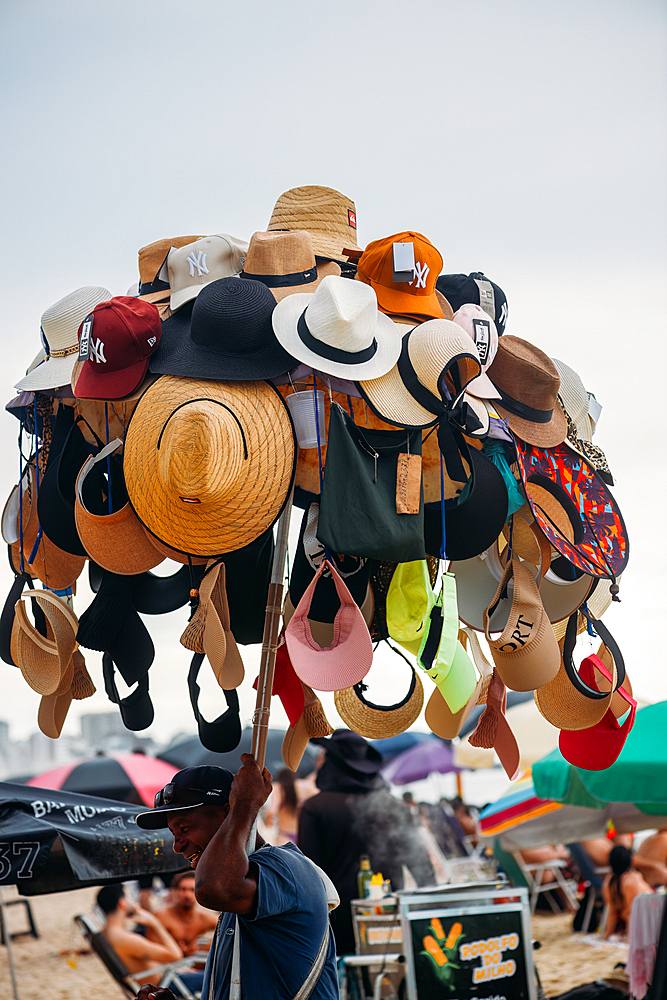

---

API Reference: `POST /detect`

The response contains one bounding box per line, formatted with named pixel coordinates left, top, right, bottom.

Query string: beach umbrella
left=0, top=781, right=184, bottom=895
left=26, top=752, right=177, bottom=806
left=158, top=727, right=319, bottom=778
left=478, top=768, right=667, bottom=851
left=381, top=736, right=460, bottom=785
left=532, top=701, right=667, bottom=815
left=370, top=731, right=436, bottom=761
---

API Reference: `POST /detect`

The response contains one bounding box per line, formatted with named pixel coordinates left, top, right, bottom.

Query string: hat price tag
left=393, top=242, right=415, bottom=283
left=78, top=314, right=94, bottom=360
left=587, top=393, right=602, bottom=426
left=396, top=453, right=421, bottom=514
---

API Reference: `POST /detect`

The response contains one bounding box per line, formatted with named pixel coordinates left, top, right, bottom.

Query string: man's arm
left=115, top=910, right=183, bottom=967
left=194, top=753, right=272, bottom=916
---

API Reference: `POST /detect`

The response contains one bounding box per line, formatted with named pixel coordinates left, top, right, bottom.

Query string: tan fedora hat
left=267, top=185, right=359, bottom=263
left=4, top=468, right=85, bottom=591
left=14, top=590, right=78, bottom=695
left=241, top=230, right=341, bottom=302
left=124, top=376, right=296, bottom=556
left=180, top=561, right=244, bottom=690
left=282, top=682, right=334, bottom=772
left=137, top=235, right=203, bottom=305
left=486, top=336, right=567, bottom=447
left=334, top=663, right=424, bottom=739
left=75, top=440, right=165, bottom=575
left=484, top=558, right=561, bottom=691
left=425, top=627, right=492, bottom=739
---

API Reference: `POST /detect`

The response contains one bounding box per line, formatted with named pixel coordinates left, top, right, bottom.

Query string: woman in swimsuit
left=602, top=845, right=654, bottom=939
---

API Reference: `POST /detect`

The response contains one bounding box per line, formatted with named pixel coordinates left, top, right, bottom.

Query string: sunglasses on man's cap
left=154, top=783, right=229, bottom=809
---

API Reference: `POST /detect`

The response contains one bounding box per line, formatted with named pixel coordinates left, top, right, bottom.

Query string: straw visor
left=123, top=376, right=296, bottom=556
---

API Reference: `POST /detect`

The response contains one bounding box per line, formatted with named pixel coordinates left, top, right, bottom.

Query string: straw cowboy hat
left=15, top=287, right=111, bottom=392
left=241, top=230, right=341, bottom=301
left=272, top=275, right=402, bottom=380
left=123, top=376, right=296, bottom=556
left=486, top=335, right=567, bottom=447
left=267, top=185, right=359, bottom=263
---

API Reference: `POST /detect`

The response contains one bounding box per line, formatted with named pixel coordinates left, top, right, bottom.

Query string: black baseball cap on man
left=136, top=765, right=234, bottom=830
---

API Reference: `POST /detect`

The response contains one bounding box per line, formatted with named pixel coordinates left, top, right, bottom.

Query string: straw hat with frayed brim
left=486, top=335, right=567, bottom=447
left=335, top=663, right=424, bottom=740
left=272, top=275, right=401, bottom=381
left=124, top=376, right=296, bottom=556
left=75, top=439, right=165, bottom=575
left=357, top=319, right=481, bottom=428
left=241, top=230, right=341, bottom=302
left=14, top=590, right=78, bottom=695
left=15, top=287, right=111, bottom=392
left=267, top=185, right=359, bottom=263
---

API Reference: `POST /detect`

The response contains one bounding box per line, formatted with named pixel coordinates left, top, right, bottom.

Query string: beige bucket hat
left=267, top=185, right=359, bottom=263
left=15, top=287, right=111, bottom=392
left=241, top=230, right=341, bottom=301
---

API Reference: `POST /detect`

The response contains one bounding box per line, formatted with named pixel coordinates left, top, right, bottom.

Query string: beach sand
left=0, top=885, right=628, bottom=999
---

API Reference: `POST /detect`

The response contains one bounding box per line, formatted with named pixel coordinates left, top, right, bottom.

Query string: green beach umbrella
left=532, top=701, right=667, bottom=816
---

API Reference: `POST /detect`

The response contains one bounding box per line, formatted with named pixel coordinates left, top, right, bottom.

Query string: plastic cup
left=286, top=390, right=326, bottom=449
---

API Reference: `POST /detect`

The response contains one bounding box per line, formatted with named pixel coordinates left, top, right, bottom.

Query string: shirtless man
left=155, top=871, right=218, bottom=956
left=634, top=828, right=667, bottom=888
left=96, top=884, right=183, bottom=982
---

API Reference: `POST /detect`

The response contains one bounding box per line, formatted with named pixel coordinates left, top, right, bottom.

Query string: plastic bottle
left=357, top=855, right=374, bottom=898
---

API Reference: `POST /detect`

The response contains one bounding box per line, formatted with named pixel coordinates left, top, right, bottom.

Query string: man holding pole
left=134, top=755, right=339, bottom=1000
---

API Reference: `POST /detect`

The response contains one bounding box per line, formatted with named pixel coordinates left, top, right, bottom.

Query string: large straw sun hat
left=123, top=376, right=296, bottom=556
left=267, top=185, right=359, bottom=263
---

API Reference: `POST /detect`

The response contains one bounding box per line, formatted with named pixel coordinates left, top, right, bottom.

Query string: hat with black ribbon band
left=296, top=310, right=378, bottom=366
left=242, top=267, right=318, bottom=288
left=396, top=340, right=482, bottom=482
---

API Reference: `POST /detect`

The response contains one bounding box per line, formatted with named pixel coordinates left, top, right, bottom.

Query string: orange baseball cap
left=356, top=231, right=444, bottom=322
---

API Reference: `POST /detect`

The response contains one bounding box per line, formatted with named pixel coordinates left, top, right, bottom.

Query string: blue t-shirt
left=200, top=843, right=339, bottom=1000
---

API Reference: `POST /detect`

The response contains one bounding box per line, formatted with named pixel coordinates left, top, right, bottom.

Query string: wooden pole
left=250, top=487, right=294, bottom=773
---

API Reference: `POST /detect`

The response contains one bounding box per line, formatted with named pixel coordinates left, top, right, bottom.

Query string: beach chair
left=492, top=838, right=578, bottom=914
left=74, top=913, right=201, bottom=999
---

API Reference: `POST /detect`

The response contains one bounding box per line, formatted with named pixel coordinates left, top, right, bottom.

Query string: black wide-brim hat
left=149, top=276, right=299, bottom=380
left=311, top=728, right=384, bottom=774
left=424, top=432, right=509, bottom=561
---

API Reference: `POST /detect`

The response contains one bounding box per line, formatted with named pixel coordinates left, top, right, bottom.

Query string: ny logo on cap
left=187, top=250, right=209, bottom=278
left=472, top=318, right=491, bottom=364
left=499, top=301, right=508, bottom=327
left=411, top=262, right=429, bottom=289
left=90, top=337, right=107, bottom=364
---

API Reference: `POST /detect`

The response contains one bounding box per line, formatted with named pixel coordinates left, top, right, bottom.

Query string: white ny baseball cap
left=167, top=234, right=249, bottom=312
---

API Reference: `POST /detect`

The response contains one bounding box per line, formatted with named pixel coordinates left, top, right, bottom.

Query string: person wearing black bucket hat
left=299, top=730, right=434, bottom=956
left=149, top=276, right=299, bottom=380
left=135, top=759, right=339, bottom=1000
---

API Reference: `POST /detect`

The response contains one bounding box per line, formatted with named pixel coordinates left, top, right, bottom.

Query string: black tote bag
left=317, top=402, right=425, bottom=563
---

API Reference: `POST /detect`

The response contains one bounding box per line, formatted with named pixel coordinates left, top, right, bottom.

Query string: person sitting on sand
left=96, top=884, right=204, bottom=994
left=154, top=871, right=218, bottom=957
left=602, top=845, right=654, bottom=939
left=633, top=828, right=667, bottom=888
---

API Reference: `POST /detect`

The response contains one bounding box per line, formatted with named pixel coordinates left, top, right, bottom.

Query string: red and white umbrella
left=27, top=752, right=177, bottom=806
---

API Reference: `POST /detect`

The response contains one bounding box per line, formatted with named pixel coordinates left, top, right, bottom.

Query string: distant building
left=79, top=711, right=127, bottom=750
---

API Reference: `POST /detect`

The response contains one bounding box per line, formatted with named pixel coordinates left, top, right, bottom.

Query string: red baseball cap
left=73, top=296, right=162, bottom=400
left=559, top=673, right=637, bottom=771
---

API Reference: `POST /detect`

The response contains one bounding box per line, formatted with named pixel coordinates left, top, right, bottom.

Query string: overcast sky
left=0, top=1, right=665, bottom=749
